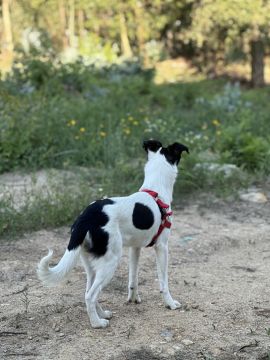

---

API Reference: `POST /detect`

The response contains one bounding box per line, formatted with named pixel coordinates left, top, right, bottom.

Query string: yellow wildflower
left=216, top=130, right=221, bottom=136
left=212, top=119, right=220, bottom=126
left=69, top=119, right=76, bottom=126
left=79, top=127, right=86, bottom=133
left=133, top=120, right=139, bottom=126
left=124, top=128, right=131, bottom=135
left=100, top=131, right=107, bottom=137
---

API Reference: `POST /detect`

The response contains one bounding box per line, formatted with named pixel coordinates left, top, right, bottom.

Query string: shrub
left=218, top=128, right=270, bottom=172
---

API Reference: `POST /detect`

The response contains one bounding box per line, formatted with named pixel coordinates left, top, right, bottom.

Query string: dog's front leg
left=155, top=240, right=181, bottom=310
left=127, top=247, right=141, bottom=303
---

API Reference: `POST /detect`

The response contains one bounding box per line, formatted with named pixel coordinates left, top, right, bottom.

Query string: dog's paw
left=127, top=287, right=142, bottom=304
left=96, top=304, right=113, bottom=319
left=102, top=310, right=113, bottom=319
left=127, top=294, right=141, bottom=304
left=92, top=319, right=110, bottom=329
left=166, top=300, right=181, bottom=310
left=97, top=307, right=113, bottom=319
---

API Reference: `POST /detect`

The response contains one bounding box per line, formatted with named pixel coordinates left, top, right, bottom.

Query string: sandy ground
left=1, top=197, right=270, bottom=360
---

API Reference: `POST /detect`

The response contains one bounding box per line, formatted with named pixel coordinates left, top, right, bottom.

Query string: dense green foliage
left=187, top=0, right=270, bottom=48
left=1, top=59, right=270, bottom=175
left=2, top=0, right=270, bottom=85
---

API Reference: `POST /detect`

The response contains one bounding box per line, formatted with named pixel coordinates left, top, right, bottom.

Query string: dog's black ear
left=168, top=142, right=189, bottom=156
left=143, top=139, right=163, bottom=153
left=162, top=142, right=189, bottom=165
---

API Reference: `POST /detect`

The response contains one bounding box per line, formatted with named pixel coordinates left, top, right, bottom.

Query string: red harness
left=140, top=189, right=173, bottom=247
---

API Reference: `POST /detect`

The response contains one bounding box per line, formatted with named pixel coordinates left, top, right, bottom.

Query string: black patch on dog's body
left=132, top=202, right=154, bottom=230
left=68, top=198, right=114, bottom=256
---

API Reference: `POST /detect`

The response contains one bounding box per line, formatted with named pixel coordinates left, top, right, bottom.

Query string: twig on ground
left=3, top=352, right=38, bottom=357
left=0, top=331, right=27, bottom=336
left=238, top=340, right=259, bottom=352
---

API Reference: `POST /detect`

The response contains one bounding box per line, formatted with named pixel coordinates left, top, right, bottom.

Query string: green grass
left=0, top=61, right=228, bottom=173
left=0, top=58, right=269, bottom=238
left=1, top=59, right=269, bottom=173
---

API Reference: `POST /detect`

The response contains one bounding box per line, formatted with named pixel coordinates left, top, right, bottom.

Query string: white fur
left=37, top=148, right=181, bottom=328
left=37, top=247, right=81, bottom=286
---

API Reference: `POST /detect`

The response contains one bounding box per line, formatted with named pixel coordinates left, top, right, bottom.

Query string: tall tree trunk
left=119, top=12, right=132, bottom=58
left=58, top=0, right=68, bottom=49
left=134, top=1, right=146, bottom=61
left=68, top=0, right=76, bottom=48
left=164, top=29, right=174, bottom=56
left=251, top=39, right=264, bottom=87
left=2, top=0, right=13, bottom=66
left=216, top=36, right=226, bottom=75
left=77, top=9, right=85, bottom=40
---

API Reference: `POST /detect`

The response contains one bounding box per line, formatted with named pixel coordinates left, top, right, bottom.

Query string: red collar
left=140, top=189, right=173, bottom=247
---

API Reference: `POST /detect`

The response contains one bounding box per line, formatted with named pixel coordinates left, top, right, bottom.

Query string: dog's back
left=69, top=192, right=162, bottom=255
left=109, top=192, right=161, bottom=248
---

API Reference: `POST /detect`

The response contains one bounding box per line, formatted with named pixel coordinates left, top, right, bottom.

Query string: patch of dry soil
left=1, top=199, right=270, bottom=360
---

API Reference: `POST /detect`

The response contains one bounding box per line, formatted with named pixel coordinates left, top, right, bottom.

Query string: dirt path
left=1, top=199, right=270, bottom=360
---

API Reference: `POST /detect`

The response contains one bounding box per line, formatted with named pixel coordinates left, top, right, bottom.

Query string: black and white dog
left=37, top=140, right=189, bottom=328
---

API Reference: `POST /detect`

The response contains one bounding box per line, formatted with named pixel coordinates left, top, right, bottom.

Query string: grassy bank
left=0, top=59, right=269, bottom=238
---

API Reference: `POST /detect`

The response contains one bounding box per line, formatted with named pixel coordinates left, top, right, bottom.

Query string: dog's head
left=143, top=139, right=189, bottom=166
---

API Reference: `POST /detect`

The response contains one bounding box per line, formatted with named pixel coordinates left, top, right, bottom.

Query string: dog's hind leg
left=127, top=247, right=141, bottom=303
left=81, top=251, right=112, bottom=320
left=81, top=251, right=95, bottom=293
left=85, top=252, right=120, bottom=328
left=155, top=237, right=181, bottom=310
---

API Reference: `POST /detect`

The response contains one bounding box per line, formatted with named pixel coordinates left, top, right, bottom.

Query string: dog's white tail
left=37, top=247, right=81, bottom=287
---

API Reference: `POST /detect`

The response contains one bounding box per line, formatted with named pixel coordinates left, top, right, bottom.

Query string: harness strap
left=140, top=188, right=172, bottom=247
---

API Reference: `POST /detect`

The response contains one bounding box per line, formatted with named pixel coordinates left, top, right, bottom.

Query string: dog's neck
left=140, top=153, right=178, bottom=205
